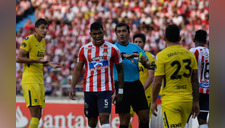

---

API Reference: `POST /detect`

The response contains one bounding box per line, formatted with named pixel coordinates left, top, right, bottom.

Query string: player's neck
left=166, top=41, right=179, bottom=47
left=34, top=33, right=42, bottom=42
left=195, top=42, right=205, bottom=47
left=118, top=41, right=129, bottom=46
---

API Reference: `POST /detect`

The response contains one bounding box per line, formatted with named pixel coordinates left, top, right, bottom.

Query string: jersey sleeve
left=190, top=48, right=199, bottom=61
left=77, top=47, right=85, bottom=62
left=147, top=53, right=155, bottom=70
left=154, top=53, right=165, bottom=76
left=20, top=37, right=30, bottom=52
left=111, top=46, right=122, bottom=64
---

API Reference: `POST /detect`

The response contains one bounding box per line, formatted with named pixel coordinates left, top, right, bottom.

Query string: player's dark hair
left=115, top=23, right=130, bottom=33
left=35, top=18, right=48, bottom=28
left=90, top=22, right=103, bottom=32
left=165, top=24, right=180, bottom=43
left=133, top=33, right=146, bottom=44
left=194, top=30, right=207, bottom=44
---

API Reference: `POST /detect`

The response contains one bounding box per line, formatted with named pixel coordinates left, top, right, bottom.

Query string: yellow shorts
left=162, top=102, right=192, bottom=128
left=22, top=83, right=45, bottom=108
left=130, top=95, right=152, bottom=118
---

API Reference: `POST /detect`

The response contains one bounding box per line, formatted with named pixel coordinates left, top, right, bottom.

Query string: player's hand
left=140, top=56, right=148, bottom=65
left=37, top=57, right=49, bottom=63
left=151, top=102, right=158, bottom=116
left=123, top=53, right=139, bottom=63
left=69, top=88, right=76, bottom=100
left=115, top=94, right=123, bottom=105
left=191, top=101, right=200, bottom=118
left=48, top=62, right=61, bottom=69
left=112, top=92, right=116, bottom=104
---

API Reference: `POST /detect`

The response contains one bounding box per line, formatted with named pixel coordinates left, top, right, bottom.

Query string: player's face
left=116, top=26, right=130, bottom=44
left=90, top=28, right=104, bottom=46
left=133, top=37, right=145, bottom=49
left=35, top=24, right=48, bottom=38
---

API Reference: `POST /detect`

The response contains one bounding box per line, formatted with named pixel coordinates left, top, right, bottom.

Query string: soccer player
left=151, top=24, right=200, bottom=128
left=69, top=22, right=124, bottom=128
left=113, top=23, right=150, bottom=128
left=16, top=18, right=61, bottom=128
left=189, top=30, right=209, bottom=128
left=130, top=33, right=155, bottom=128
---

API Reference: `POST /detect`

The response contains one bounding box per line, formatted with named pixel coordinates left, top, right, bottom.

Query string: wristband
left=118, top=88, right=123, bottom=94
left=139, top=52, right=143, bottom=61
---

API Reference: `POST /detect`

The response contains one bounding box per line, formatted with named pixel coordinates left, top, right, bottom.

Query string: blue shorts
left=84, top=91, right=112, bottom=118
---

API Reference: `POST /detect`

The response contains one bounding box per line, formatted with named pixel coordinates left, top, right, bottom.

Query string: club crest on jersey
left=103, top=51, right=108, bottom=56
left=89, top=60, right=108, bottom=71
left=25, top=37, right=29, bottom=40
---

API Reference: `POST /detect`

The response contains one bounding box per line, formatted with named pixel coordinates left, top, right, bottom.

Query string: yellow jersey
left=20, top=34, right=46, bottom=84
left=139, top=51, right=155, bottom=97
left=154, top=45, right=198, bottom=105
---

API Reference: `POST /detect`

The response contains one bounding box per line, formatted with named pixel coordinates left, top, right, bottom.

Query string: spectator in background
left=24, top=18, right=35, bottom=31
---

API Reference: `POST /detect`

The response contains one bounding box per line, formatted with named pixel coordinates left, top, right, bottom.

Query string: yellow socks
left=29, top=117, right=39, bottom=128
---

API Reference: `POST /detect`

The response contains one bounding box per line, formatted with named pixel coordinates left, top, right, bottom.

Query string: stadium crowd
left=16, top=0, right=209, bottom=96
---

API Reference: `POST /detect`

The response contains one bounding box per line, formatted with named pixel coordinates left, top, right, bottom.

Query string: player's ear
left=89, top=31, right=92, bottom=37
left=178, top=36, right=181, bottom=42
left=163, top=36, right=167, bottom=41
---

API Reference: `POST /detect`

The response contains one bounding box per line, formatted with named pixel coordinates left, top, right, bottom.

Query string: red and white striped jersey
left=78, top=41, right=122, bottom=92
left=190, top=46, right=209, bottom=94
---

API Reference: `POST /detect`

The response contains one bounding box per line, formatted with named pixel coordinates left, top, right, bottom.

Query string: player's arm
left=191, top=69, right=200, bottom=118
left=143, top=69, right=154, bottom=90
left=115, top=62, right=124, bottom=91
left=152, top=76, right=162, bottom=103
left=69, top=62, right=85, bottom=100
left=114, top=62, right=124, bottom=104
left=16, top=49, right=48, bottom=63
left=140, top=55, right=150, bottom=69
left=151, top=75, right=163, bottom=116
left=43, top=61, right=61, bottom=69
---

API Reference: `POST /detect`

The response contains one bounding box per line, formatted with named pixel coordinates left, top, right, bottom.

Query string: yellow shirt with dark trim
left=20, top=34, right=46, bottom=84
left=154, top=45, right=198, bottom=105
left=139, top=51, right=155, bottom=99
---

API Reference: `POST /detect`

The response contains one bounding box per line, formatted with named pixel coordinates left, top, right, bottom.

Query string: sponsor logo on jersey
left=85, top=47, right=94, bottom=49
left=21, top=42, right=26, bottom=47
left=170, top=123, right=181, bottom=128
left=91, top=56, right=103, bottom=61
left=37, top=51, right=45, bottom=57
left=89, top=60, right=108, bottom=71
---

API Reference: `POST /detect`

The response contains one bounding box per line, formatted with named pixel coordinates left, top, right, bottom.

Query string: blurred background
left=16, top=0, right=209, bottom=127
left=16, top=0, right=209, bottom=97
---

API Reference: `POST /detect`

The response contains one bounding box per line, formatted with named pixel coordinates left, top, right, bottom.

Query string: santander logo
left=16, top=106, right=29, bottom=128
left=16, top=103, right=133, bottom=128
